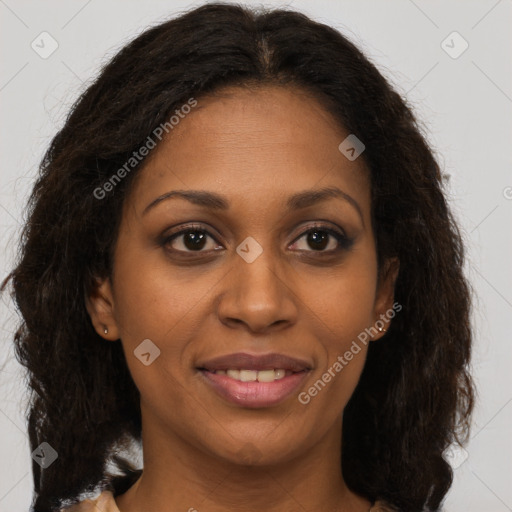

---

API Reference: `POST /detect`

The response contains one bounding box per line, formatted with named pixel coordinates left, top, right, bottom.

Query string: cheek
left=301, top=257, right=378, bottom=345
left=111, top=251, right=210, bottom=345
left=310, top=281, right=373, bottom=397
left=108, top=256, right=205, bottom=390
left=297, top=274, right=374, bottom=423
left=296, top=253, right=377, bottom=411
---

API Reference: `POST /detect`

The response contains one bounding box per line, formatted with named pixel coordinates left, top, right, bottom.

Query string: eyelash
left=162, top=222, right=353, bottom=255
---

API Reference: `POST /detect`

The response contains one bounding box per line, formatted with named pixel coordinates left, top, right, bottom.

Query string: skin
left=87, top=84, right=399, bottom=512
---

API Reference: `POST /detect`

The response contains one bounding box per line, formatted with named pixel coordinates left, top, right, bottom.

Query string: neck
left=115, top=408, right=371, bottom=512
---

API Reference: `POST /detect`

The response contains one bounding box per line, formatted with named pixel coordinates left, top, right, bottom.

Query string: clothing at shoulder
left=60, top=490, right=120, bottom=512
left=370, top=500, right=399, bottom=512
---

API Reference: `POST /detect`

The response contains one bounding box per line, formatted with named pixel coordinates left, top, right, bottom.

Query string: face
left=87, top=84, right=398, bottom=466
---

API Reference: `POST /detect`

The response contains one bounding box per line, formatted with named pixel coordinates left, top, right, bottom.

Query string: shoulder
left=60, top=490, right=119, bottom=512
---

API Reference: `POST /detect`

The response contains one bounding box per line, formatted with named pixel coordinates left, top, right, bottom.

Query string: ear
left=371, top=256, right=400, bottom=341
left=85, top=277, right=120, bottom=341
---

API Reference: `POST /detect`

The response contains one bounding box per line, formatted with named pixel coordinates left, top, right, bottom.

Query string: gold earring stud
left=104, top=327, right=108, bottom=335
left=377, top=326, right=387, bottom=333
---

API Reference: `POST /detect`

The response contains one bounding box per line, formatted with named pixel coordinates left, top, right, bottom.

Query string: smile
left=196, top=351, right=312, bottom=408
left=198, top=368, right=310, bottom=408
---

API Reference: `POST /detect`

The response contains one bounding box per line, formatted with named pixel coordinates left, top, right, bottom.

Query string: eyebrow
left=142, top=186, right=364, bottom=224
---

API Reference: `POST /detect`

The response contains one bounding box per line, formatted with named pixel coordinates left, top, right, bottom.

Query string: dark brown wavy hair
left=2, top=3, right=474, bottom=511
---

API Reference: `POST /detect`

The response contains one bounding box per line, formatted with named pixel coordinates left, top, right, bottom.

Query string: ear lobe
left=85, top=277, right=120, bottom=341
left=372, top=257, right=400, bottom=340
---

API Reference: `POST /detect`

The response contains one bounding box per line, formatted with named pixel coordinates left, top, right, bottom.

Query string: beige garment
left=61, top=490, right=394, bottom=511
left=370, top=501, right=398, bottom=512
left=61, top=490, right=120, bottom=512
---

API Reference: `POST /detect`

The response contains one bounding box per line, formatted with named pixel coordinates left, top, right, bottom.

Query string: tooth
left=239, top=370, right=258, bottom=382
left=257, top=370, right=276, bottom=382
left=219, top=368, right=290, bottom=382
left=226, top=369, right=240, bottom=380
left=274, top=369, right=286, bottom=380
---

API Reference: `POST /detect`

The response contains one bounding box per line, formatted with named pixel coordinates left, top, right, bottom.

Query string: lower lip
left=198, top=370, right=310, bottom=408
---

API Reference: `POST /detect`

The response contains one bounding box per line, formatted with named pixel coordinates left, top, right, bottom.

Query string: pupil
left=308, top=230, right=328, bottom=250
left=184, top=231, right=206, bottom=250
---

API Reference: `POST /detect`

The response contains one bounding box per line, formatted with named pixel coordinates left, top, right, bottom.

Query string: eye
left=163, top=224, right=222, bottom=253
left=162, top=222, right=353, bottom=255
left=290, top=224, right=353, bottom=253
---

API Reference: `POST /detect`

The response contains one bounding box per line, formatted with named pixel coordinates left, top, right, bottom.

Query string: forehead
left=127, top=84, right=371, bottom=218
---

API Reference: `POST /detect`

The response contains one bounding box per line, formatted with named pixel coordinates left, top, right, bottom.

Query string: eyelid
left=290, top=222, right=352, bottom=252
left=291, top=221, right=347, bottom=241
left=162, top=222, right=222, bottom=248
left=163, top=222, right=220, bottom=239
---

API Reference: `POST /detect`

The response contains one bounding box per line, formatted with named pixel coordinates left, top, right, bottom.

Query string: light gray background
left=1, top=1, right=511, bottom=510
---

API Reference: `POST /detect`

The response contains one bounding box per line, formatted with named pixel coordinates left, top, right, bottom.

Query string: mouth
left=196, top=352, right=312, bottom=408
left=201, top=368, right=298, bottom=382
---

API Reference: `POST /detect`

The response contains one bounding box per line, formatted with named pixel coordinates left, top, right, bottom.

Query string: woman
left=2, top=3, right=474, bottom=511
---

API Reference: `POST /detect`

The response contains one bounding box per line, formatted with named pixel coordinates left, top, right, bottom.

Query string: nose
left=216, top=240, right=299, bottom=334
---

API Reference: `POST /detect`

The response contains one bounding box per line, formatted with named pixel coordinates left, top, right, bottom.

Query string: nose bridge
left=218, top=233, right=298, bottom=330
left=234, top=234, right=283, bottom=300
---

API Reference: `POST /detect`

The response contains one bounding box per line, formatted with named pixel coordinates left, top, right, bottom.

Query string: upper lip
left=197, top=352, right=312, bottom=372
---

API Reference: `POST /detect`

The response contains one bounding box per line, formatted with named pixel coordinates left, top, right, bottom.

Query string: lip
left=196, top=352, right=312, bottom=409
left=198, top=369, right=310, bottom=408
left=196, top=352, right=312, bottom=372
